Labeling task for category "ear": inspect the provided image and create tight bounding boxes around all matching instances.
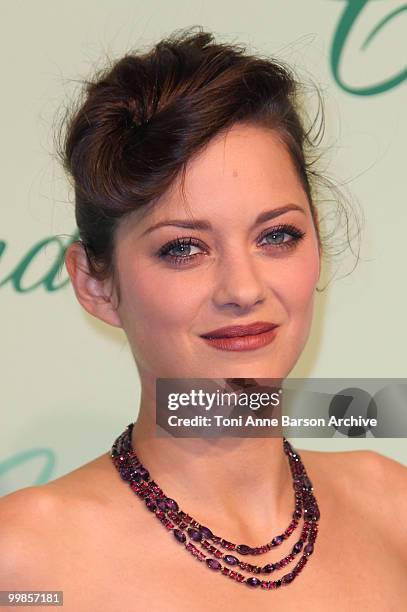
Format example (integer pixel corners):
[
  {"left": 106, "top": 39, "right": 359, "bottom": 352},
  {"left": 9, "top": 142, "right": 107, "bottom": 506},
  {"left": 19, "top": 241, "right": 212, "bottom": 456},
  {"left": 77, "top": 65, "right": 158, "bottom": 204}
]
[{"left": 65, "top": 241, "right": 123, "bottom": 328}]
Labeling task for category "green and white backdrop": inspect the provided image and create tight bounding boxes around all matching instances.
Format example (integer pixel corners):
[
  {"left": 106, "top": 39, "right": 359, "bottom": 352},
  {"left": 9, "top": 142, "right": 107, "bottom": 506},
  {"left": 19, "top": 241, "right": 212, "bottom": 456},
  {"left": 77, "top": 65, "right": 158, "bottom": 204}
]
[{"left": 1, "top": 0, "right": 406, "bottom": 495}]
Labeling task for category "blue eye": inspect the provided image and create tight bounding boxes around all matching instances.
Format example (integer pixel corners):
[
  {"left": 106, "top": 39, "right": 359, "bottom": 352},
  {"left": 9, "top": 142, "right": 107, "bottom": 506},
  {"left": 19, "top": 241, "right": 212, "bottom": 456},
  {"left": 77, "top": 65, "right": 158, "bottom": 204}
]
[
  {"left": 162, "top": 239, "right": 202, "bottom": 258},
  {"left": 157, "top": 224, "right": 306, "bottom": 267},
  {"left": 258, "top": 224, "right": 305, "bottom": 247}
]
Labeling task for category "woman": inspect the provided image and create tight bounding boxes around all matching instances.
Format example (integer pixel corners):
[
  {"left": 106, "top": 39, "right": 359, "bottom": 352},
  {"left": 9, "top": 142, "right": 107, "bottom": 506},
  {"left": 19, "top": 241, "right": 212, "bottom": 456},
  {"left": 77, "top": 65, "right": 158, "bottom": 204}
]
[{"left": 1, "top": 28, "right": 406, "bottom": 611}]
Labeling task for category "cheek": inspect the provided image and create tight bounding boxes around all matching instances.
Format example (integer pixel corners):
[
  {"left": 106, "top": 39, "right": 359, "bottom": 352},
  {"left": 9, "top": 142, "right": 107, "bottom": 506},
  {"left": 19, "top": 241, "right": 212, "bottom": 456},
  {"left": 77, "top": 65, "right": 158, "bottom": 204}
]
[
  {"left": 119, "top": 260, "right": 201, "bottom": 336},
  {"left": 277, "top": 247, "right": 320, "bottom": 338}
]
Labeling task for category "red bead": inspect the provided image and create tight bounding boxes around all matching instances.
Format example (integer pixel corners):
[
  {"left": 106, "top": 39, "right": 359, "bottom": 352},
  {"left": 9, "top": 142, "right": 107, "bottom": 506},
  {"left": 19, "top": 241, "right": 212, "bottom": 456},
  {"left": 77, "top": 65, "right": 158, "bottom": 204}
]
[
  {"left": 246, "top": 577, "right": 261, "bottom": 587},
  {"left": 206, "top": 559, "right": 221, "bottom": 571},
  {"left": 185, "top": 542, "right": 199, "bottom": 556}
]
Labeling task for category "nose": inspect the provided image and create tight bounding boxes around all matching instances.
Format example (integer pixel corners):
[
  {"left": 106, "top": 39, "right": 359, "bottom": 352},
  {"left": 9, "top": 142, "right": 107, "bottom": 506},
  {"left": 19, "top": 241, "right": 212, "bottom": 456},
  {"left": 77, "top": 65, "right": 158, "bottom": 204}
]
[{"left": 212, "top": 251, "right": 267, "bottom": 311}]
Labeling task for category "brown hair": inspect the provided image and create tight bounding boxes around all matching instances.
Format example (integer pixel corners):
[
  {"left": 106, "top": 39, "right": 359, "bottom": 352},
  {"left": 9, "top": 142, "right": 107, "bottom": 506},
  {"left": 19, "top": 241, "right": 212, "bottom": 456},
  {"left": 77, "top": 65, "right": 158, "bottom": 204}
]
[{"left": 60, "top": 27, "right": 357, "bottom": 290}]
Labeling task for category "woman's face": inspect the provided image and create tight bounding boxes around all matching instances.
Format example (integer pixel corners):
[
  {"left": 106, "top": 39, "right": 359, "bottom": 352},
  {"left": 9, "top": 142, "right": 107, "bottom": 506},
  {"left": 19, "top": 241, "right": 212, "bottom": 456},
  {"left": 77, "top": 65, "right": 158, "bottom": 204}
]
[{"left": 111, "top": 123, "right": 320, "bottom": 381}]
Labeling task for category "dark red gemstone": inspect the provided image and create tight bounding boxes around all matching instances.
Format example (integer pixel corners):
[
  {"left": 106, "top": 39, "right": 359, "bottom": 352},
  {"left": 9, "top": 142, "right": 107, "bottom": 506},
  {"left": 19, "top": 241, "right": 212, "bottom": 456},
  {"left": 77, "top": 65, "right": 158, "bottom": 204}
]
[
  {"left": 246, "top": 577, "right": 261, "bottom": 587},
  {"left": 304, "top": 543, "right": 314, "bottom": 555},
  {"left": 262, "top": 564, "right": 275, "bottom": 573},
  {"left": 304, "top": 507, "right": 314, "bottom": 520},
  {"left": 271, "top": 535, "right": 284, "bottom": 546},
  {"left": 224, "top": 554, "right": 239, "bottom": 566},
  {"left": 187, "top": 528, "right": 202, "bottom": 542},
  {"left": 206, "top": 558, "right": 221, "bottom": 571},
  {"left": 149, "top": 481, "right": 162, "bottom": 495},
  {"left": 157, "top": 499, "right": 168, "bottom": 511},
  {"left": 145, "top": 499, "right": 156, "bottom": 512},
  {"left": 236, "top": 544, "right": 251, "bottom": 555},
  {"left": 173, "top": 529, "right": 186, "bottom": 543},
  {"left": 129, "top": 470, "right": 141, "bottom": 482},
  {"left": 165, "top": 498, "right": 179, "bottom": 512},
  {"left": 282, "top": 572, "right": 295, "bottom": 584},
  {"left": 200, "top": 526, "right": 213, "bottom": 539},
  {"left": 119, "top": 467, "right": 131, "bottom": 480},
  {"left": 221, "top": 539, "right": 235, "bottom": 550},
  {"left": 292, "top": 541, "right": 303, "bottom": 554},
  {"left": 137, "top": 467, "right": 150, "bottom": 481}
]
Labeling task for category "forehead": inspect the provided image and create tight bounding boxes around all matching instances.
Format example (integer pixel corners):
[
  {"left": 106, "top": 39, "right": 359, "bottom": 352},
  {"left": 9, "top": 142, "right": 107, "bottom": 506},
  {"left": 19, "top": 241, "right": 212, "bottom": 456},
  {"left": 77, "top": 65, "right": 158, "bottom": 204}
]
[{"left": 121, "top": 123, "right": 308, "bottom": 235}]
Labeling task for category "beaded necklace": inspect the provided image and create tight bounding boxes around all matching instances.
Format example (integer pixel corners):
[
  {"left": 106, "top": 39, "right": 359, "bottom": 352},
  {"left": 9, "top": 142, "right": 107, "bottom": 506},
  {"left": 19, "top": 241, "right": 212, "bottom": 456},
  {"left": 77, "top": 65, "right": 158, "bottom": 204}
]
[{"left": 111, "top": 422, "right": 320, "bottom": 590}]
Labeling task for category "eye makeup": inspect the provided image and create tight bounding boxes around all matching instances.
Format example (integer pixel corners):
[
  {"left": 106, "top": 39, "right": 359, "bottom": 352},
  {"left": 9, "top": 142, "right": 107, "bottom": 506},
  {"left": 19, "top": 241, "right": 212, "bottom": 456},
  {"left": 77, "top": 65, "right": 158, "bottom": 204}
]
[{"left": 156, "top": 223, "right": 306, "bottom": 267}]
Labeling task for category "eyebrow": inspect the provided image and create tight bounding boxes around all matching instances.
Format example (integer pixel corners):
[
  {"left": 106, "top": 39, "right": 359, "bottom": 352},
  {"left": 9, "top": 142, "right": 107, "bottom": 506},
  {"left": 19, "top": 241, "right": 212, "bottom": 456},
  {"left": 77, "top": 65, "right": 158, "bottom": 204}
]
[{"left": 140, "top": 204, "right": 306, "bottom": 237}]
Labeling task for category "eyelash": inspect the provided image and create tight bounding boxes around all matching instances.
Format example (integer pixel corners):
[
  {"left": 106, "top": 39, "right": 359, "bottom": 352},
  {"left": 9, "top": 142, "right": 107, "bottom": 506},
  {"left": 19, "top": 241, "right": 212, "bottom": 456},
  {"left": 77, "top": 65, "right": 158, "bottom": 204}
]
[{"left": 157, "top": 223, "right": 306, "bottom": 266}]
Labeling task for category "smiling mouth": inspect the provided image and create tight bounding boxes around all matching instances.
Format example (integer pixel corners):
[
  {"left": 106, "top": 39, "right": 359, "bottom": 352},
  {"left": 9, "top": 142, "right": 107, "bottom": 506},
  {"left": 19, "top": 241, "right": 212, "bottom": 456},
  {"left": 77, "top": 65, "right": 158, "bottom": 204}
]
[
  {"left": 200, "top": 326, "right": 279, "bottom": 352},
  {"left": 201, "top": 322, "right": 278, "bottom": 339}
]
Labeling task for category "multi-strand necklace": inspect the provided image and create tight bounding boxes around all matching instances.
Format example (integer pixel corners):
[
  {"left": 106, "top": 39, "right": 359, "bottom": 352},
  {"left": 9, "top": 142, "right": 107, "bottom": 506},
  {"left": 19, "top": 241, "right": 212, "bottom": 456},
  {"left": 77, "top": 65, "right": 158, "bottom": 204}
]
[{"left": 111, "top": 422, "right": 320, "bottom": 590}]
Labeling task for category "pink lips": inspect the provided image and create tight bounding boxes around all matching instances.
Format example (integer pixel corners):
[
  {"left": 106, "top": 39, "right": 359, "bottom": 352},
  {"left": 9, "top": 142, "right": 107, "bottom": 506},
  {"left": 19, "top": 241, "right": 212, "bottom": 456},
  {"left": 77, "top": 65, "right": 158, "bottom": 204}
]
[{"left": 200, "top": 321, "right": 279, "bottom": 352}]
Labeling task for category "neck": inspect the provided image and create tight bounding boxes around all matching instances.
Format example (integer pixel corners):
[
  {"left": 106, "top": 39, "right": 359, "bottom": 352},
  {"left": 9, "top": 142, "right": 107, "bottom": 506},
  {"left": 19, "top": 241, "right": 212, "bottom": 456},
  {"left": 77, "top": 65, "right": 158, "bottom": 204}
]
[{"left": 130, "top": 385, "right": 294, "bottom": 545}]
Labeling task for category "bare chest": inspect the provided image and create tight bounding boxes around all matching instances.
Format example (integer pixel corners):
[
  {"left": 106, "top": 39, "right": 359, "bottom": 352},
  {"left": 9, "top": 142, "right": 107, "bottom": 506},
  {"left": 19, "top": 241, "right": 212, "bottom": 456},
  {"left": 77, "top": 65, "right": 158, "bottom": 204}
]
[{"left": 57, "top": 510, "right": 406, "bottom": 612}]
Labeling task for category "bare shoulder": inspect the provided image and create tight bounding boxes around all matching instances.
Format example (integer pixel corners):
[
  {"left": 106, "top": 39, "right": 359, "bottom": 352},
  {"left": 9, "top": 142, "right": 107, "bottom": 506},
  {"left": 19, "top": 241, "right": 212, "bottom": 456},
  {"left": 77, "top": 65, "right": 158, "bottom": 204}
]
[
  {"left": 0, "top": 452, "right": 118, "bottom": 587},
  {"left": 302, "top": 446, "right": 407, "bottom": 503},
  {"left": 0, "top": 484, "right": 64, "bottom": 587},
  {"left": 301, "top": 447, "right": 407, "bottom": 555}
]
